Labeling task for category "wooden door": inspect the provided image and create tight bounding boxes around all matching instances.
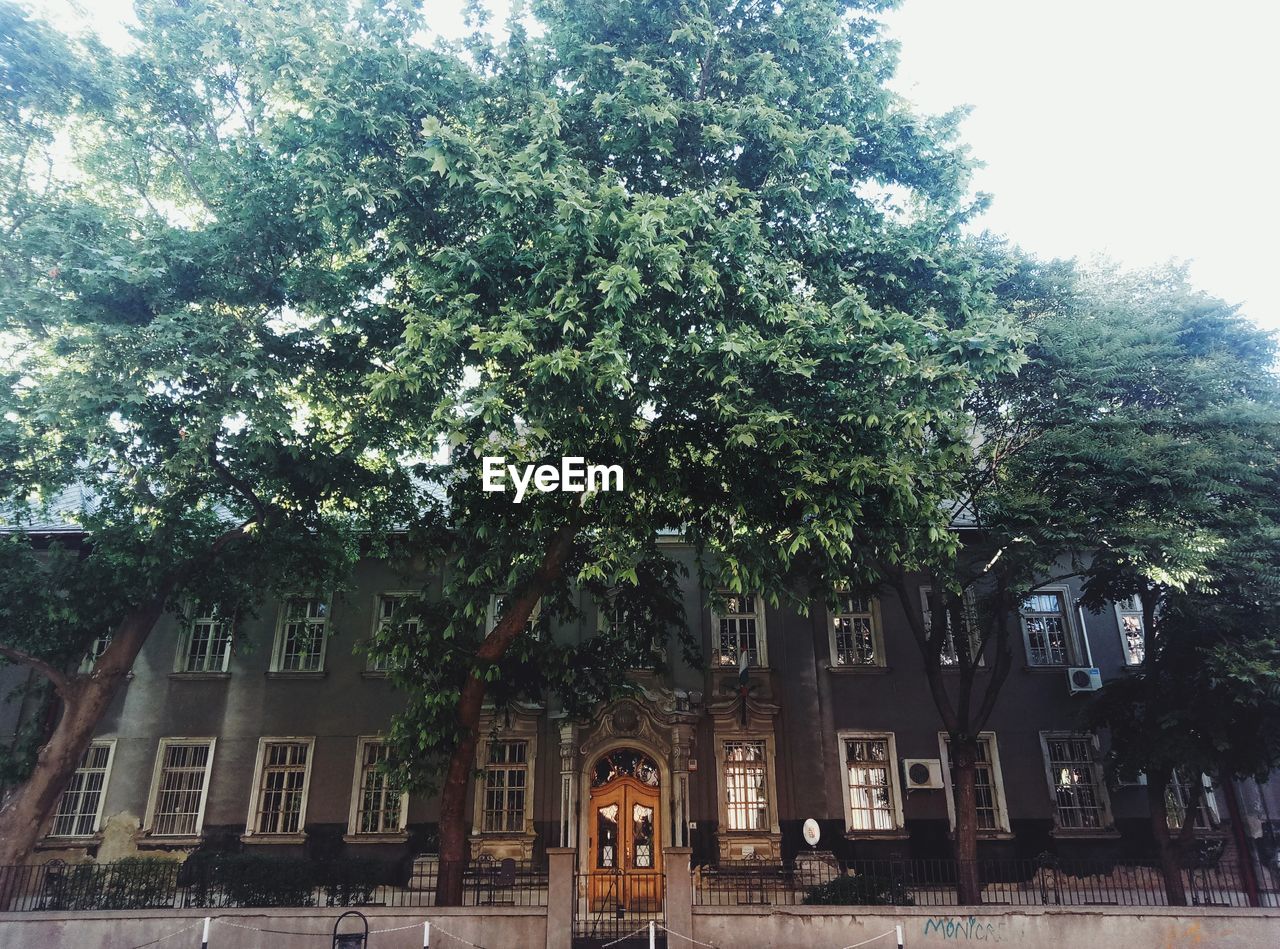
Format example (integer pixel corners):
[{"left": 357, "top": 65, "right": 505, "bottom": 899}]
[{"left": 588, "top": 775, "right": 662, "bottom": 912}]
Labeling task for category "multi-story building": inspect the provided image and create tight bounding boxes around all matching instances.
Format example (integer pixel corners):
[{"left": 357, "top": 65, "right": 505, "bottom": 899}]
[{"left": 6, "top": 529, "right": 1278, "bottom": 897}]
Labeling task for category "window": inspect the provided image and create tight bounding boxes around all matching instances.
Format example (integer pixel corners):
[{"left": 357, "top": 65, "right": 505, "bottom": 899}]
[
  {"left": 49, "top": 741, "right": 115, "bottom": 837},
  {"left": 177, "top": 607, "right": 232, "bottom": 673},
  {"left": 248, "top": 739, "right": 314, "bottom": 836},
  {"left": 939, "top": 733, "right": 1010, "bottom": 834},
  {"left": 839, "top": 733, "right": 903, "bottom": 833},
  {"left": 271, "top": 597, "right": 329, "bottom": 673},
  {"left": 1166, "top": 770, "right": 1219, "bottom": 831},
  {"left": 1115, "top": 597, "right": 1145, "bottom": 666},
  {"left": 78, "top": 634, "right": 112, "bottom": 674},
  {"left": 830, "top": 593, "right": 884, "bottom": 667},
  {"left": 1021, "top": 590, "right": 1077, "bottom": 666},
  {"left": 600, "top": 592, "right": 666, "bottom": 666},
  {"left": 487, "top": 594, "right": 543, "bottom": 640},
  {"left": 368, "top": 594, "right": 418, "bottom": 673},
  {"left": 483, "top": 740, "right": 529, "bottom": 832},
  {"left": 146, "top": 739, "right": 215, "bottom": 837},
  {"left": 1041, "top": 733, "right": 1111, "bottom": 831},
  {"left": 349, "top": 738, "right": 406, "bottom": 835},
  {"left": 713, "top": 593, "right": 765, "bottom": 668},
  {"left": 919, "top": 587, "right": 980, "bottom": 667},
  {"left": 723, "top": 740, "right": 769, "bottom": 831}
]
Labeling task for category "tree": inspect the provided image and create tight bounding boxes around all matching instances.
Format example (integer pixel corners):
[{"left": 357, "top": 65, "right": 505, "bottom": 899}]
[
  {"left": 0, "top": 0, "right": 412, "bottom": 866},
  {"left": 1054, "top": 268, "right": 1280, "bottom": 905},
  {"left": 360, "top": 0, "right": 1024, "bottom": 903}
]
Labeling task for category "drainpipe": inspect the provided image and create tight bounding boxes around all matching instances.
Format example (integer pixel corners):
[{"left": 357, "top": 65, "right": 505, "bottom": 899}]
[{"left": 1221, "top": 775, "right": 1261, "bottom": 907}]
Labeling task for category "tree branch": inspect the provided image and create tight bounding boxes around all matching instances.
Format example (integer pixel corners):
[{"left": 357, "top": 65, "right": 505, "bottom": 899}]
[{"left": 0, "top": 642, "right": 74, "bottom": 702}]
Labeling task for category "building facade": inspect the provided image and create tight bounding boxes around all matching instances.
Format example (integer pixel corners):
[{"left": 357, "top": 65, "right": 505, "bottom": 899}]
[{"left": 10, "top": 535, "right": 1277, "bottom": 892}]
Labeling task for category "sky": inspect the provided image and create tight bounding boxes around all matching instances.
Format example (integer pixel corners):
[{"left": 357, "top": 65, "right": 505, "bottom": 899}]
[{"left": 25, "top": 0, "right": 1280, "bottom": 331}]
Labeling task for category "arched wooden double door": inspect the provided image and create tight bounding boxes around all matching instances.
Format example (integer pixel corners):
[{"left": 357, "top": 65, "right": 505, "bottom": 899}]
[{"left": 588, "top": 748, "right": 662, "bottom": 912}]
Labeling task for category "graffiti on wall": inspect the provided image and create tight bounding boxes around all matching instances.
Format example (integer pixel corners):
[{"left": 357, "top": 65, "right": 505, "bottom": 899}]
[{"left": 922, "top": 916, "right": 1003, "bottom": 942}]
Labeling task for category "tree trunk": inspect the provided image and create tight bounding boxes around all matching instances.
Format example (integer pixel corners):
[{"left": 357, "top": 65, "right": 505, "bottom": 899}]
[
  {"left": 0, "top": 601, "right": 166, "bottom": 867},
  {"left": 434, "top": 516, "right": 582, "bottom": 906},
  {"left": 1147, "top": 772, "right": 1187, "bottom": 906},
  {"left": 950, "top": 735, "right": 982, "bottom": 905}
]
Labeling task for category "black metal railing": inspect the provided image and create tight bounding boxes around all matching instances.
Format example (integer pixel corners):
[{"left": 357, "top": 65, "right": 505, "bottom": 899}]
[
  {"left": 573, "top": 868, "right": 666, "bottom": 948},
  {"left": 0, "top": 856, "right": 548, "bottom": 912},
  {"left": 693, "top": 854, "right": 1280, "bottom": 909}
]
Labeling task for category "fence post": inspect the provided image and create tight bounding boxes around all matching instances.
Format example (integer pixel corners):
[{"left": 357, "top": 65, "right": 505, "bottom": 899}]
[
  {"left": 545, "top": 847, "right": 576, "bottom": 949},
  {"left": 664, "top": 847, "right": 693, "bottom": 944}
]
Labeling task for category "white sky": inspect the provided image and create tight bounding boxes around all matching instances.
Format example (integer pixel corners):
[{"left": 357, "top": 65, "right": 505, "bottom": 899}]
[{"left": 26, "top": 0, "right": 1280, "bottom": 330}]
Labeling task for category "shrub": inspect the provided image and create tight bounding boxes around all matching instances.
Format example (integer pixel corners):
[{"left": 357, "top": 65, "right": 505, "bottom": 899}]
[{"left": 802, "top": 872, "right": 915, "bottom": 906}]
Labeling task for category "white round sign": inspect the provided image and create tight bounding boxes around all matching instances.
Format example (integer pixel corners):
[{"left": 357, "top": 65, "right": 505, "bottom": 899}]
[{"left": 802, "top": 818, "right": 821, "bottom": 847}]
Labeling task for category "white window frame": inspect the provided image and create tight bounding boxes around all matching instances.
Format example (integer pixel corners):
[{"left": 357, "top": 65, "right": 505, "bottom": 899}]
[
  {"left": 828, "top": 592, "right": 886, "bottom": 668},
  {"left": 175, "top": 605, "right": 233, "bottom": 674},
  {"left": 721, "top": 739, "right": 772, "bottom": 832},
  {"left": 937, "top": 732, "right": 1011, "bottom": 835},
  {"left": 143, "top": 737, "right": 216, "bottom": 839},
  {"left": 598, "top": 591, "right": 668, "bottom": 667},
  {"left": 48, "top": 739, "right": 116, "bottom": 838},
  {"left": 1115, "top": 596, "right": 1146, "bottom": 666},
  {"left": 1039, "top": 731, "right": 1114, "bottom": 832},
  {"left": 711, "top": 592, "right": 768, "bottom": 668},
  {"left": 244, "top": 737, "right": 316, "bottom": 839},
  {"left": 837, "top": 731, "right": 905, "bottom": 835},
  {"left": 918, "top": 586, "right": 982, "bottom": 667},
  {"left": 367, "top": 592, "right": 418, "bottom": 674},
  {"left": 1166, "top": 771, "right": 1220, "bottom": 830},
  {"left": 78, "top": 633, "right": 112, "bottom": 674},
  {"left": 487, "top": 593, "right": 543, "bottom": 639},
  {"left": 270, "top": 596, "right": 330, "bottom": 673},
  {"left": 1020, "top": 587, "right": 1083, "bottom": 667},
  {"left": 346, "top": 737, "right": 408, "bottom": 838},
  {"left": 470, "top": 712, "right": 539, "bottom": 842},
  {"left": 480, "top": 739, "right": 532, "bottom": 834}
]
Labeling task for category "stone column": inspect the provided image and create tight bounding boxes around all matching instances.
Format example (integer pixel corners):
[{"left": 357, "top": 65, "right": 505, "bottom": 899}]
[
  {"left": 545, "top": 847, "right": 576, "bottom": 949},
  {"left": 671, "top": 724, "right": 692, "bottom": 847},
  {"left": 663, "top": 847, "right": 694, "bottom": 944},
  {"left": 558, "top": 721, "right": 578, "bottom": 848}
]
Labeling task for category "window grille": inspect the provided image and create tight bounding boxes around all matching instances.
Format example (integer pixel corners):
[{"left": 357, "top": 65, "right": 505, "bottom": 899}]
[
  {"left": 355, "top": 741, "right": 403, "bottom": 834},
  {"left": 254, "top": 741, "right": 310, "bottom": 835},
  {"left": 723, "top": 740, "right": 769, "bottom": 831},
  {"left": 833, "top": 593, "right": 877, "bottom": 665},
  {"left": 152, "top": 741, "right": 212, "bottom": 837},
  {"left": 1166, "top": 770, "right": 1214, "bottom": 830},
  {"left": 182, "top": 608, "right": 232, "bottom": 673},
  {"left": 277, "top": 598, "right": 328, "bottom": 672},
  {"left": 944, "top": 737, "right": 1001, "bottom": 831},
  {"left": 1045, "top": 735, "right": 1106, "bottom": 829},
  {"left": 483, "top": 740, "right": 528, "bottom": 832},
  {"left": 920, "top": 588, "right": 978, "bottom": 666},
  {"left": 1117, "top": 598, "right": 1145, "bottom": 665},
  {"left": 845, "top": 737, "right": 896, "bottom": 831},
  {"left": 50, "top": 742, "right": 113, "bottom": 837},
  {"left": 716, "top": 593, "right": 761, "bottom": 667},
  {"left": 1022, "top": 593, "right": 1070, "bottom": 666}
]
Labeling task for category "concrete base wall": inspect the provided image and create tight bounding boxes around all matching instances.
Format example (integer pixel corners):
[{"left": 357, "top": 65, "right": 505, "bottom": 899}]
[
  {"left": 0, "top": 907, "right": 547, "bottom": 949},
  {"left": 693, "top": 905, "right": 1280, "bottom": 949}
]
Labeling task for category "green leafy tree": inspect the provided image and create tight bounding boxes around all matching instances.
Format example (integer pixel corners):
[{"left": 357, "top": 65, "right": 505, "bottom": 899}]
[
  {"left": 360, "top": 0, "right": 1024, "bottom": 903},
  {"left": 0, "top": 0, "right": 412, "bottom": 866}
]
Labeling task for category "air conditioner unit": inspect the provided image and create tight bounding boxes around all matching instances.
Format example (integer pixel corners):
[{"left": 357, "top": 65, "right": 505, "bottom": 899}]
[
  {"left": 902, "top": 758, "right": 944, "bottom": 790},
  {"left": 1068, "top": 667, "right": 1103, "bottom": 694}
]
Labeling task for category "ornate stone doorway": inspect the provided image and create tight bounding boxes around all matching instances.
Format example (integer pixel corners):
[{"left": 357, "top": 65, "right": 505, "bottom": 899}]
[{"left": 587, "top": 748, "right": 662, "bottom": 912}]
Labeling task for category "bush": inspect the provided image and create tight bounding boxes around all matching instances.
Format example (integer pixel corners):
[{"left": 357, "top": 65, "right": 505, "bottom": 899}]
[
  {"left": 802, "top": 872, "right": 915, "bottom": 906},
  {"left": 181, "top": 854, "right": 385, "bottom": 908},
  {"left": 42, "top": 858, "right": 179, "bottom": 910}
]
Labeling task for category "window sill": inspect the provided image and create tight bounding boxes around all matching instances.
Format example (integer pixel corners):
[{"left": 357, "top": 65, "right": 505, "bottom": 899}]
[
  {"left": 843, "top": 831, "right": 910, "bottom": 840},
  {"left": 343, "top": 832, "right": 409, "bottom": 844},
  {"left": 470, "top": 830, "right": 535, "bottom": 840},
  {"left": 1023, "top": 665, "right": 1071, "bottom": 674},
  {"left": 945, "top": 830, "right": 1015, "bottom": 841},
  {"left": 137, "top": 835, "right": 204, "bottom": 848},
  {"left": 241, "top": 834, "right": 308, "bottom": 845},
  {"left": 265, "top": 671, "right": 327, "bottom": 680},
  {"left": 169, "top": 671, "right": 231, "bottom": 681},
  {"left": 827, "top": 664, "right": 891, "bottom": 674},
  {"left": 361, "top": 670, "right": 391, "bottom": 679},
  {"left": 37, "top": 835, "right": 102, "bottom": 849},
  {"left": 1050, "top": 828, "right": 1121, "bottom": 840}
]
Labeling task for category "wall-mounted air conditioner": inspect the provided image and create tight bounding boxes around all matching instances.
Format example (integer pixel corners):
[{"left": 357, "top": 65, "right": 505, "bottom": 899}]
[
  {"left": 902, "top": 758, "right": 944, "bottom": 790},
  {"left": 1068, "top": 667, "right": 1103, "bottom": 694}
]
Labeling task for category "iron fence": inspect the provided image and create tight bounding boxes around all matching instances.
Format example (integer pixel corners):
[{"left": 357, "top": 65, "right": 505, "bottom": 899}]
[
  {"left": 573, "top": 868, "right": 665, "bottom": 948},
  {"left": 693, "top": 854, "right": 1280, "bottom": 909},
  {"left": 0, "top": 855, "right": 548, "bottom": 912}
]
